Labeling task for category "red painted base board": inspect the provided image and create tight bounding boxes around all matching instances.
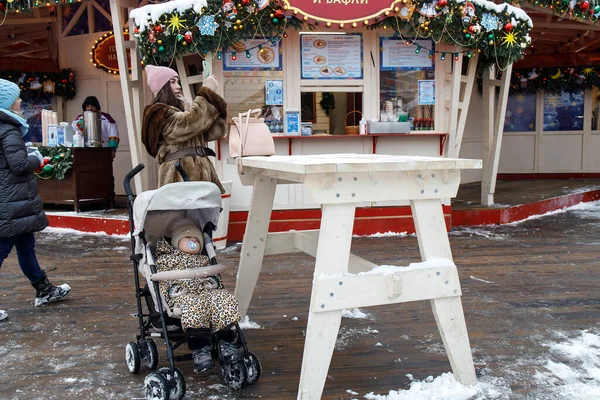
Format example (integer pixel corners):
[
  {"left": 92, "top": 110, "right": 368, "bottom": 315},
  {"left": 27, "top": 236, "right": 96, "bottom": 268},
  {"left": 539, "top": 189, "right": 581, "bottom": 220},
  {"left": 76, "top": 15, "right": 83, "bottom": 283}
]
[{"left": 45, "top": 188, "right": 600, "bottom": 239}]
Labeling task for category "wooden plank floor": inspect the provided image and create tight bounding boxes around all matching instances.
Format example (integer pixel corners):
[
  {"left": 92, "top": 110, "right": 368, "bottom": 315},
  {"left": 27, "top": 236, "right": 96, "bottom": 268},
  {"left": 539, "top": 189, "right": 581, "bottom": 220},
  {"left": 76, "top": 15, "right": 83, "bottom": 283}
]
[
  {"left": 453, "top": 178, "right": 600, "bottom": 210},
  {"left": 0, "top": 201, "right": 599, "bottom": 399}
]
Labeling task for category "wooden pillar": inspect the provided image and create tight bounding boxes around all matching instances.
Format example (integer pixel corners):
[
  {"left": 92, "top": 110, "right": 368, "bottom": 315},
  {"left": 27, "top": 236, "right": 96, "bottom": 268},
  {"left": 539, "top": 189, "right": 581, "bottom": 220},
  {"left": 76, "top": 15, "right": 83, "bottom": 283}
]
[{"left": 481, "top": 63, "right": 513, "bottom": 206}]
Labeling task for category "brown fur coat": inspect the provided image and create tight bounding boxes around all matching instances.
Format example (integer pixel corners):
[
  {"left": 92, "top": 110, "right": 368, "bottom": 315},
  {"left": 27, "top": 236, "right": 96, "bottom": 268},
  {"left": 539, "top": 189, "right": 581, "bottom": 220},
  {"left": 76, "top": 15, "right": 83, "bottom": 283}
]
[{"left": 142, "top": 87, "right": 228, "bottom": 192}]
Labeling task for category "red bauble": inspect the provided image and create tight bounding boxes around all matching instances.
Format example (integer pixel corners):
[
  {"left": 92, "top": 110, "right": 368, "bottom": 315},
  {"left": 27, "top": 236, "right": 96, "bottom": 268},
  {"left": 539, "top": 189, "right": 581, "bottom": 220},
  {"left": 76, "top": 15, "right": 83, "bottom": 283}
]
[
  {"left": 154, "top": 24, "right": 163, "bottom": 33},
  {"left": 439, "top": 0, "right": 448, "bottom": 7},
  {"left": 274, "top": 9, "right": 284, "bottom": 18},
  {"left": 504, "top": 22, "right": 513, "bottom": 32},
  {"left": 242, "top": 0, "right": 250, "bottom": 4},
  {"left": 581, "top": 0, "right": 590, "bottom": 11},
  {"left": 184, "top": 32, "right": 193, "bottom": 43},
  {"left": 468, "top": 25, "right": 476, "bottom": 34}
]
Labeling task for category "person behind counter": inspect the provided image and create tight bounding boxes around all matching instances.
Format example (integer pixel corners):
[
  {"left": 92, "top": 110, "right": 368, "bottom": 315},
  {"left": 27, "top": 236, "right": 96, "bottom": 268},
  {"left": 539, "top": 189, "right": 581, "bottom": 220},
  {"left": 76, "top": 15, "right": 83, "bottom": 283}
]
[
  {"left": 71, "top": 96, "right": 120, "bottom": 151},
  {"left": 0, "top": 78, "right": 71, "bottom": 321},
  {"left": 141, "top": 64, "right": 227, "bottom": 192}
]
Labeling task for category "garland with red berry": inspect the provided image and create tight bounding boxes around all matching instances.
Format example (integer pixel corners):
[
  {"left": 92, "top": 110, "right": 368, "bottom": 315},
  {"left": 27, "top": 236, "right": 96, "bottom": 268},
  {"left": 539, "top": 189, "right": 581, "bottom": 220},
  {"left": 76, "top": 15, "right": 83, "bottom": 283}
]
[
  {"left": 35, "top": 146, "right": 73, "bottom": 180},
  {"left": 130, "top": 0, "right": 303, "bottom": 66},
  {"left": 510, "top": 66, "right": 600, "bottom": 93},
  {"left": 0, "top": 69, "right": 77, "bottom": 102}
]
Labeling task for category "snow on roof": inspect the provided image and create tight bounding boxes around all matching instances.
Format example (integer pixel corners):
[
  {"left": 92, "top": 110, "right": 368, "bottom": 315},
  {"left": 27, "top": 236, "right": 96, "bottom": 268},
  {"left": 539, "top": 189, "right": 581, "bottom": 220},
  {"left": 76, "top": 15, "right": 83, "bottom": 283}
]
[
  {"left": 130, "top": 0, "right": 208, "bottom": 31},
  {"left": 458, "top": 0, "right": 533, "bottom": 27}
]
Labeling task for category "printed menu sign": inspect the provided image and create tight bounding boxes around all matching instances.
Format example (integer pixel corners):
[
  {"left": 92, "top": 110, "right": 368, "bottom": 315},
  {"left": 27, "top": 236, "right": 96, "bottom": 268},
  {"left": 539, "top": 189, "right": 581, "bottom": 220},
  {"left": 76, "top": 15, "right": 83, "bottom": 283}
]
[
  {"left": 418, "top": 80, "right": 435, "bottom": 105},
  {"left": 223, "top": 38, "right": 281, "bottom": 71},
  {"left": 380, "top": 38, "right": 434, "bottom": 71},
  {"left": 301, "top": 33, "right": 363, "bottom": 80}
]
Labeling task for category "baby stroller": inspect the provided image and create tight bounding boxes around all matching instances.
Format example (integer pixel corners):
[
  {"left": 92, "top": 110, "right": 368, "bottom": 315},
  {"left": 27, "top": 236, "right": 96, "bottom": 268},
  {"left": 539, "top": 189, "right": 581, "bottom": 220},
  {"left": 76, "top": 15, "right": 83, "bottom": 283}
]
[{"left": 123, "top": 163, "right": 261, "bottom": 400}]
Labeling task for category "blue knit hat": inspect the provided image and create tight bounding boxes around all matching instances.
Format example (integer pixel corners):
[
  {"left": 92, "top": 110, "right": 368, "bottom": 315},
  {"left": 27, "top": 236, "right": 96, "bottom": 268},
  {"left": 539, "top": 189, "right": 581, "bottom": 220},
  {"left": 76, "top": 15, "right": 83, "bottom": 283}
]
[{"left": 0, "top": 79, "right": 21, "bottom": 110}]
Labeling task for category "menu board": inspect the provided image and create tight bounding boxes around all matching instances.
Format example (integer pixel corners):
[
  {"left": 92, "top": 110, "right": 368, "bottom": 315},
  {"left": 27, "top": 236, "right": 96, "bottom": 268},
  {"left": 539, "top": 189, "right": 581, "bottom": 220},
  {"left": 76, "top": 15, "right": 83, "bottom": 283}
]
[
  {"left": 301, "top": 33, "right": 363, "bottom": 80},
  {"left": 380, "top": 38, "right": 434, "bottom": 71},
  {"left": 223, "top": 38, "right": 281, "bottom": 71}
]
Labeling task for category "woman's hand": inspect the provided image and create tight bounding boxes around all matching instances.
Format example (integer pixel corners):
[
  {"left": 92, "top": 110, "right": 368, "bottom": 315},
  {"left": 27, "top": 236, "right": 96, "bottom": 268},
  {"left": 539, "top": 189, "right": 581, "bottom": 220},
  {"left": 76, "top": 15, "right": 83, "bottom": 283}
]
[{"left": 202, "top": 75, "right": 219, "bottom": 92}]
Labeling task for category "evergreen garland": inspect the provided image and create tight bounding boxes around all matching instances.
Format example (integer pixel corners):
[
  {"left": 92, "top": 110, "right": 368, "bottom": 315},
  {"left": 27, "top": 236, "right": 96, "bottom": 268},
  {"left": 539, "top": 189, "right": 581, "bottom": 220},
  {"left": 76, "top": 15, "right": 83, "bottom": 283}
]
[
  {"left": 0, "top": 69, "right": 77, "bottom": 101},
  {"left": 510, "top": 67, "right": 600, "bottom": 93},
  {"left": 131, "top": 0, "right": 304, "bottom": 66},
  {"left": 35, "top": 146, "right": 73, "bottom": 180},
  {"left": 517, "top": 0, "right": 600, "bottom": 22},
  {"left": 132, "top": 0, "right": 531, "bottom": 70},
  {"left": 369, "top": 0, "right": 532, "bottom": 70}
]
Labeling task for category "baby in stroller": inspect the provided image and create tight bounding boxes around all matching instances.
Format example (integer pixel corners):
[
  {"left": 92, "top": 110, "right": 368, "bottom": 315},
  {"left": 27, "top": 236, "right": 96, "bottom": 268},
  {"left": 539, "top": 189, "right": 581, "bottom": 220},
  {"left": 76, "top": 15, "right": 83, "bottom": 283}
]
[
  {"left": 123, "top": 165, "right": 260, "bottom": 399},
  {"left": 155, "top": 219, "right": 241, "bottom": 373}
]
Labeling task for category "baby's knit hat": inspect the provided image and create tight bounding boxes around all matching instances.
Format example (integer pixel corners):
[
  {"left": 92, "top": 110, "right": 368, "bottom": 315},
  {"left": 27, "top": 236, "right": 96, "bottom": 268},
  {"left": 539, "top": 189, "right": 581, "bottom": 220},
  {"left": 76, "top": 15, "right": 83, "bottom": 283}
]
[
  {"left": 0, "top": 79, "right": 21, "bottom": 110},
  {"left": 145, "top": 65, "right": 179, "bottom": 97},
  {"left": 170, "top": 219, "right": 203, "bottom": 250}
]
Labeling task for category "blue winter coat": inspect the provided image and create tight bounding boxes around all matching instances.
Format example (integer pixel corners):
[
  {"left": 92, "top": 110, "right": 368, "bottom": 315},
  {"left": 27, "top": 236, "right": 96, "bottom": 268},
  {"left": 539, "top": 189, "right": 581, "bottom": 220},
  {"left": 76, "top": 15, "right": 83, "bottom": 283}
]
[{"left": 0, "top": 111, "right": 48, "bottom": 238}]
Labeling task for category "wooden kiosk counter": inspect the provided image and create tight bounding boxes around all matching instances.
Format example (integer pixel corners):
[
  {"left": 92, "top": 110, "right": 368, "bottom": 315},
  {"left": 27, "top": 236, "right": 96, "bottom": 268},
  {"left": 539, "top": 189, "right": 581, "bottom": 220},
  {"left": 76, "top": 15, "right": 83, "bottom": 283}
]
[{"left": 37, "top": 147, "right": 114, "bottom": 212}]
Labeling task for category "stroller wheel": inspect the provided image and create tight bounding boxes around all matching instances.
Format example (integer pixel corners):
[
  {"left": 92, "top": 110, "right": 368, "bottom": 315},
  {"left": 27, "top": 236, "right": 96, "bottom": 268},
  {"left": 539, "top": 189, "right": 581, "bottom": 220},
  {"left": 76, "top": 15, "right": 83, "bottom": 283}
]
[
  {"left": 143, "top": 371, "right": 169, "bottom": 400},
  {"left": 126, "top": 342, "right": 141, "bottom": 373},
  {"left": 244, "top": 352, "right": 262, "bottom": 385},
  {"left": 221, "top": 360, "right": 248, "bottom": 391},
  {"left": 157, "top": 366, "right": 186, "bottom": 400},
  {"left": 145, "top": 339, "right": 159, "bottom": 370}
]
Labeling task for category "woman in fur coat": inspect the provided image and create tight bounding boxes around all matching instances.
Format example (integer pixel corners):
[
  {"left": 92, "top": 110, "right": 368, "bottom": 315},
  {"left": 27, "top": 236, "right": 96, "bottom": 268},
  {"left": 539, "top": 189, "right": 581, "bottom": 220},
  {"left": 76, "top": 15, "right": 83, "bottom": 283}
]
[{"left": 141, "top": 65, "right": 227, "bottom": 192}]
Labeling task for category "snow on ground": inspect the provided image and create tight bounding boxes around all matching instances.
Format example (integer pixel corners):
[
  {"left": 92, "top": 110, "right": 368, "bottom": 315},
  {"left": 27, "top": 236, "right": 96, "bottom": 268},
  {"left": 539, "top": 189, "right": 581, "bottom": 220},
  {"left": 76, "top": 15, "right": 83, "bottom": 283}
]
[
  {"left": 342, "top": 308, "right": 371, "bottom": 320},
  {"left": 41, "top": 226, "right": 129, "bottom": 240},
  {"left": 354, "top": 231, "right": 409, "bottom": 238},
  {"left": 238, "top": 315, "right": 261, "bottom": 329},
  {"left": 357, "top": 329, "right": 600, "bottom": 400}
]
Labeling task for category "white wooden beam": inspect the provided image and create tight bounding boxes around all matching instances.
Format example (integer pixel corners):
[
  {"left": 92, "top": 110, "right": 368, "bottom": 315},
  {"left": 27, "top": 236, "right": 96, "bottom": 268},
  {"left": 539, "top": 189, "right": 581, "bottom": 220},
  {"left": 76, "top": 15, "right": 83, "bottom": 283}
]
[
  {"left": 448, "top": 52, "right": 479, "bottom": 158},
  {"left": 481, "top": 64, "right": 513, "bottom": 206},
  {"left": 109, "top": 0, "right": 143, "bottom": 194}
]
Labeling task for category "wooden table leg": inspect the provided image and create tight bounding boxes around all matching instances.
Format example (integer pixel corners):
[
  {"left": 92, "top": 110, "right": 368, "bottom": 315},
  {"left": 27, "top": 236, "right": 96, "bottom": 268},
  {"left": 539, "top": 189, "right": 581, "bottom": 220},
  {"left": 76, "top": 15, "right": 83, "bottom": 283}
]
[
  {"left": 234, "top": 174, "right": 277, "bottom": 319},
  {"left": 410, "top": 198, "right": 477, "bottom": 386},
  {"left": 298, "top": 203, "right": 355, "bottom": 399}
]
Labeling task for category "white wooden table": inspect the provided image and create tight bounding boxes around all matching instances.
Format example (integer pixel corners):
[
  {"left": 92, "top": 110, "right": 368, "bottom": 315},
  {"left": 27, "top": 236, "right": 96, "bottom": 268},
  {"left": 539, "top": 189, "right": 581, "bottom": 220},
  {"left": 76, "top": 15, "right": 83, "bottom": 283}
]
[{"left": 230, "top": 154, "right": 482, "bottom": 399}]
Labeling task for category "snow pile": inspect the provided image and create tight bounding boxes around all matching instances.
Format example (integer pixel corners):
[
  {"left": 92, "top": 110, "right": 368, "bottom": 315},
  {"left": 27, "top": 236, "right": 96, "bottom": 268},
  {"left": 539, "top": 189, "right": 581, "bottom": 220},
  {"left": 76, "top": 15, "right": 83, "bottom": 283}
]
[
  {"left": 130, "top": 0, "right": 208, "bottom": 31},
  {"left": 536, "top": 330, "right": 600, "bottom": 398},
  {"left": 342, "top": 308, "right": 371, "bottom": 320},
  {"left": 42, "top": 226, "right": 129, "bottom": 240},
  {"left": 238, "top": 315, "right": 261, "bottom": 329}
]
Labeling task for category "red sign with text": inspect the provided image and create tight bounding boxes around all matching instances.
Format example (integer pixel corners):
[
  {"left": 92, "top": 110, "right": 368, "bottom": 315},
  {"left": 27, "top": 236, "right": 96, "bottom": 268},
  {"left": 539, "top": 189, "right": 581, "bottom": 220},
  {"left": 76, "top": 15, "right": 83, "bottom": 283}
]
[
  {"left": 92, "top": 33, "right": 131, "bottom": 74},
  {"left": 284, "top": 0, "right": 399, "bottom": 23}
]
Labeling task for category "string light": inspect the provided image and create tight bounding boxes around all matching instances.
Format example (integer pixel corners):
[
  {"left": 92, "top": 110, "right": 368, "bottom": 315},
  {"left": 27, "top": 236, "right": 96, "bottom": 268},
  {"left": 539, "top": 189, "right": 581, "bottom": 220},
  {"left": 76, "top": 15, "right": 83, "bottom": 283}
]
[
  {"left": 246, "top": 50, "right": 251, "bottom": 58},
  {"left": 415, "top": 45, "right": 421, "bottom": 54},
  {"left": 231, "top": 51, "right": 237, "bottom": 60},
  {"left": 441, "top": 52, "right": 446, "bottom": 60},
  {"left": 217, "top": 51, "right": 222, "bottom": 60},
  {"left": 454, "top": 53, "right": 459, "bottom": 61}
]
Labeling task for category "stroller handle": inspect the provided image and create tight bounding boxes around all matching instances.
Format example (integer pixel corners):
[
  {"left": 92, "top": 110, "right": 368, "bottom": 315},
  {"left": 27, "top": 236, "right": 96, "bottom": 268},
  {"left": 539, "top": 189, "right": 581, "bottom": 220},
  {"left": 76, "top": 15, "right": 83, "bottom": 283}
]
[{"left": 124, "top": 163, "right": 145, "bottom": 200}]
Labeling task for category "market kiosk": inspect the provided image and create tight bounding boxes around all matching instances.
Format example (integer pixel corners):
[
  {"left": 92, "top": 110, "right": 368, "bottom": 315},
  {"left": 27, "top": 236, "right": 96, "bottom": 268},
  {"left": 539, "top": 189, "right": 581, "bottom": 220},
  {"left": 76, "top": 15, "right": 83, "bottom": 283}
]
[{"left": 119, "top": 0, "right": 532, "bottom": 233}]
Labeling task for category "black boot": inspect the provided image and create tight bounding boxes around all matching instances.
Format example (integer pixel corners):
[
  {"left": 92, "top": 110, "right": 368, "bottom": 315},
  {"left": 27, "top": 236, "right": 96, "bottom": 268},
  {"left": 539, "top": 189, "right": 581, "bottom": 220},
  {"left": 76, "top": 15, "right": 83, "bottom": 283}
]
[
  {"left": 31, "top": 272, "right": 71, "bottom": 307},
  {"left": 188, "top": 329, "right": 215, "bottom": 372}
]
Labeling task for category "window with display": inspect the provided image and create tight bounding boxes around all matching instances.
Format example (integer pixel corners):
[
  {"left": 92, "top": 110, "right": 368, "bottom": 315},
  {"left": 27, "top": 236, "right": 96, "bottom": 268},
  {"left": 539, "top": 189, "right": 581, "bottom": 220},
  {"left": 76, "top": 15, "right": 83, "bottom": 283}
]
[
  {"left": 543, "top": 89, "right": 584, "bottom": 131},
  {"left": 379, "top": 38, "right": 435, "bottom": 130},
  {"left": 223, "top": 38, "right": 284, "bottom": 134},
  {"left": 504, "top": 91, "right": 536, "bottom": 132}
]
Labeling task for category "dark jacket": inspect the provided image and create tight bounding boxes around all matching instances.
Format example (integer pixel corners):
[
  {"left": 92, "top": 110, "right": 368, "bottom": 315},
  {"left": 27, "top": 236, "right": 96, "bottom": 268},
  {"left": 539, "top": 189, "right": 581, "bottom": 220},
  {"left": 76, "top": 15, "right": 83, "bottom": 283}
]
[{"left": 0, "top": 111, "right": 48, "bottom": 238}]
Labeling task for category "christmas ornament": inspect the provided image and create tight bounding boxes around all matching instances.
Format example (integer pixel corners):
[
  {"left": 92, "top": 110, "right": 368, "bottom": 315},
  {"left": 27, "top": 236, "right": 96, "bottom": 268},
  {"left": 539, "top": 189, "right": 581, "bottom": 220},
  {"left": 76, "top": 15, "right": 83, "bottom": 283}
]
[
  {"left": 480, "top": 13, "right": 499, "bottom": 31},
  {"left": 504, "top": 22, "right": 513, "bottom": 32},
  {"left": 167, "top": 13, "right": 186, "bottom": 34},
  {"left": 43, "top": 81, "right": 55, "bottom": 93},
  {"left": 222, "top": 0, "right": 238, "bottom": 20},
  {"left": 184, "top": 31, "right": 193, "bottom": 43},
  {"left": 197, "top": 14, "right": 219, "bottom": 36}
]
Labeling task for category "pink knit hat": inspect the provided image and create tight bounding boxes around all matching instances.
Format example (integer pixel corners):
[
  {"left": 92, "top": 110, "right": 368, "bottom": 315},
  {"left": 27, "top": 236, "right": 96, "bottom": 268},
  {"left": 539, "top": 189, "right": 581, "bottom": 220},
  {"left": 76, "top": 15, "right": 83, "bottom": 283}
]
[{"left": 145, "top": 65, "right": 179, "bottom": 97}]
